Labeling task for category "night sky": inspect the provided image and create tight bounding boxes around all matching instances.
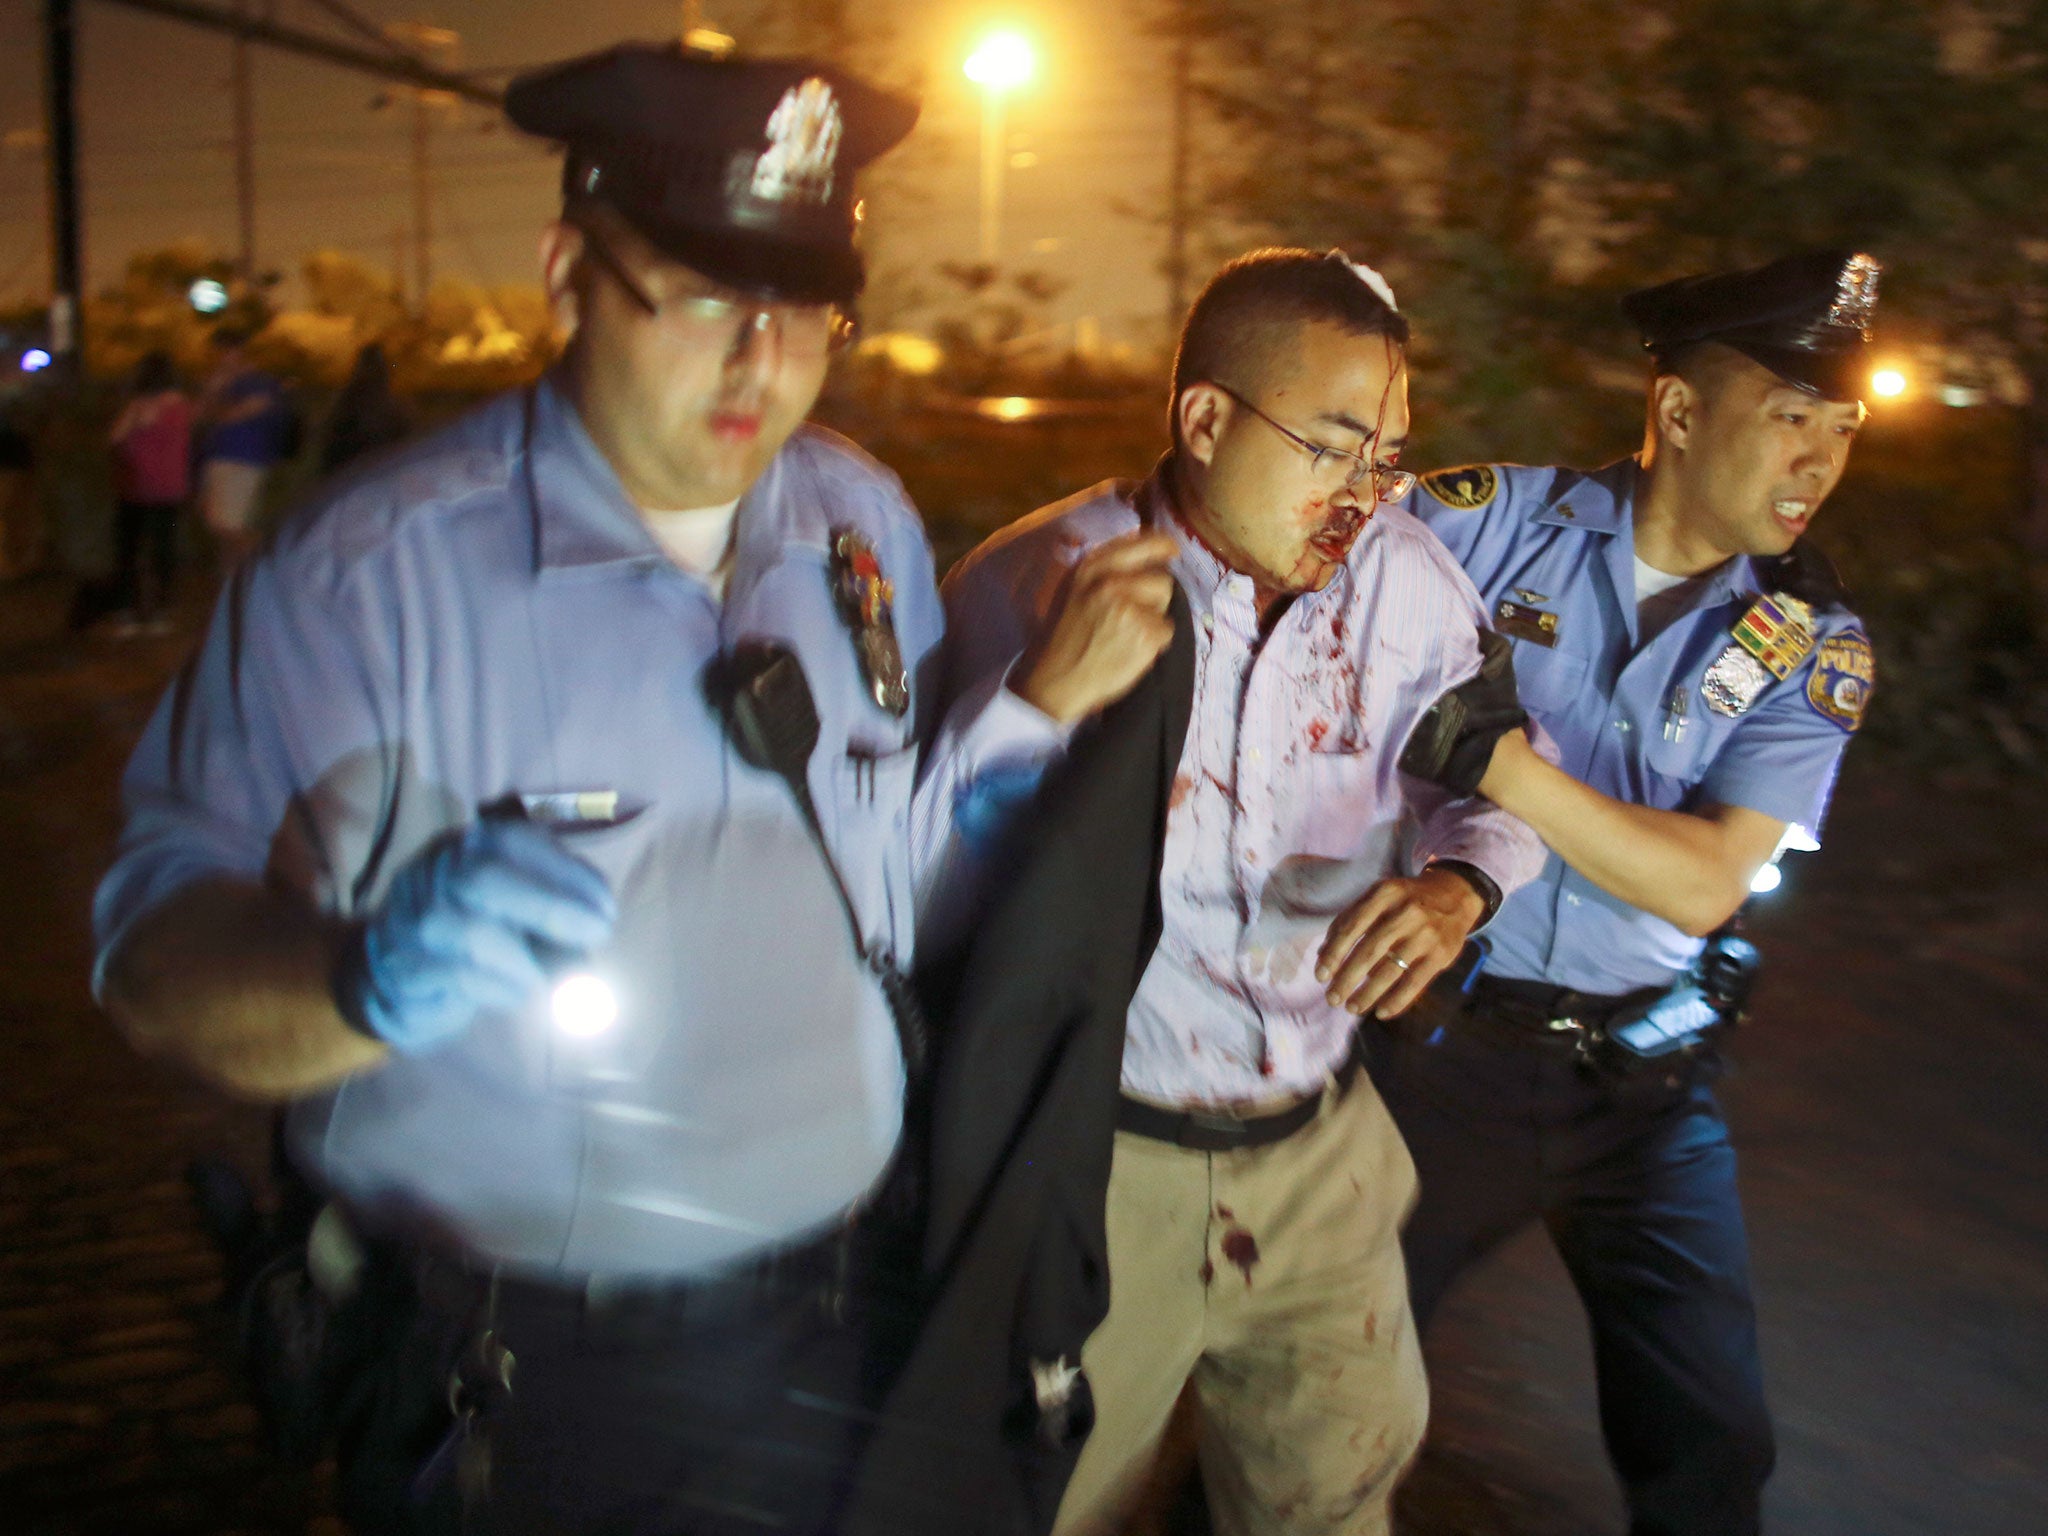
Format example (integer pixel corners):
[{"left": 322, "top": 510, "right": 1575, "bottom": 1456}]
[{"left": 1, "top": 0, "right": 1181, "bottom": 344}]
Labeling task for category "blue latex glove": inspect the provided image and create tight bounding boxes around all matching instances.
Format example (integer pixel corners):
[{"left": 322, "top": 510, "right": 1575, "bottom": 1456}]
[{"left": 334, "top": 817, "right": 617, "bottom": 1053}]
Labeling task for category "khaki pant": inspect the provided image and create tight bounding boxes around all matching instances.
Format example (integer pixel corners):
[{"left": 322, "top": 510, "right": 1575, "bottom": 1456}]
[{"left": 1054, "top": 1074, "right": 1429, "bottom": 1536}]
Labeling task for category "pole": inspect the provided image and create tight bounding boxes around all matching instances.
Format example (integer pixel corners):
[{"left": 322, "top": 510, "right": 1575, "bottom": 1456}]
[
  {"left": 231, "top": 0, "right": 255, "bottom": 277},
  {"left": 383, "top": 19, "right": 458, "bottom": 309},
  {"left": 42, "top": 0, "right": 83, "bottom": 364},
  {"left": 1165, "top": 1, "right": 1191, "bottom": 323},
  {"left": 411, "top": 88, "right": 431, "bottom": 304},
  {"left": 978, "top": 89, "right": 1004, "bottom": 265}
]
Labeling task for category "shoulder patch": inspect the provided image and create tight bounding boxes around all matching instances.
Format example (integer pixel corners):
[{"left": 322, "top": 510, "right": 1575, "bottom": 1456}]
[
  {"left": 1806, "top": 628, "right": 1874, "bottom": 732},
  {"left": 1419, "top": 464, "right": 1498, "bottom": 511}
]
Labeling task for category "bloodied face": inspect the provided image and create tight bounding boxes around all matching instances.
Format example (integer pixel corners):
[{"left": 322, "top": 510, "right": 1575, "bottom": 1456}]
[{"left": 1176, "top": 319, "right": 1410, "bottom": 604}]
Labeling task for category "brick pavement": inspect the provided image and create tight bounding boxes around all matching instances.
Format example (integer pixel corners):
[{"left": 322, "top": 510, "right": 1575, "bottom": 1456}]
[{"left": 0, "top": 577, "right": 342, "bottom": 1535}]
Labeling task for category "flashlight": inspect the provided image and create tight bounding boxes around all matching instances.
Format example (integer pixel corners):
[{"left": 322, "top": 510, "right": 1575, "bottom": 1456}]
[
  {"left": 479, "top": 793, "right": 623, "bottom": 1039},
  {"left": 551, "top": 971, "right": 619, "bottom": 1038},
  {"left": 1748, "top": 822, "right": 1815, "bottom": 899}
]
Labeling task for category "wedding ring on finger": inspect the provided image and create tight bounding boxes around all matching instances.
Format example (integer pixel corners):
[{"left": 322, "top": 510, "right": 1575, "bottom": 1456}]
[{"left": 1389, "top": 955, "right": 1412, "bottom": 972}]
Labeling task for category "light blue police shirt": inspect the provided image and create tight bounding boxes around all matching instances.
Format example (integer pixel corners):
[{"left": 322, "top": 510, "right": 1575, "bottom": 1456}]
[
  {"left": 92, "top": 377, "right": 1022, "bottom": 1280},
  {"left": 1406, "top": 457, "right": 1873, "bottom": 994}
]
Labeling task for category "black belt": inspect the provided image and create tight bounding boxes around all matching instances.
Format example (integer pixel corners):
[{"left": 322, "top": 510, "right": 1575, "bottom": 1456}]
[
  {"left": 1116, "top": 1040, "right": 1363, "bottom": 1152},
  {"left": 411, "top": 1223, "right": 856, "bottom": 1345},
  {"left": 1464, "top": 974, "right": 1659, "bottom": 1048}
]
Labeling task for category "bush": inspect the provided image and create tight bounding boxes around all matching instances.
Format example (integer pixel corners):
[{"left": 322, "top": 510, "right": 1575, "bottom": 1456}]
[{"left": 1805, "top": 402, "right": 2046, "bottom": 772}]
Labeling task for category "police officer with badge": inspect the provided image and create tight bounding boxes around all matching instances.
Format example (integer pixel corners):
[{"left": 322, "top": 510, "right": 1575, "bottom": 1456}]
[
  {"left": 1387, "top": 250, "right": 1881, "bottom": 1536},
  {"left": 91, "top": 41, "right": 1096, "bottom": 1536}
]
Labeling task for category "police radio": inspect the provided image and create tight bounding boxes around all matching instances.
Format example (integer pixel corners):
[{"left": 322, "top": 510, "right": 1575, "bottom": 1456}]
[
  {"left": 708, "top": 641, "right": 929, "bottom": 1081},
  {"left": 1597, "top": 932, "right": 1760, "bottom": 1070}
]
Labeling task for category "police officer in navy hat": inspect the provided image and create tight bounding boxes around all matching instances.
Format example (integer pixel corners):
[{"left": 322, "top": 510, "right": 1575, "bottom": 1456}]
[
  {"left": 93, "top": 38, "right": 1114, "bottom": 1536},
  {"left": 1386, "top": 250, "right": 1882, "bottom": 1535}
]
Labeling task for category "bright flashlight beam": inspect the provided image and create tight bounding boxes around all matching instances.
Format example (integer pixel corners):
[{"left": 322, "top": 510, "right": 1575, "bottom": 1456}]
[
  {"left": 551, "top": 972, "right": 619, "bottom": 1038},
  {"left": 1871, "top": 368, "right": 1908, "bottom": 399},
  {"left": 964, "top": 31, "right": 1037, "bottom": 91}
]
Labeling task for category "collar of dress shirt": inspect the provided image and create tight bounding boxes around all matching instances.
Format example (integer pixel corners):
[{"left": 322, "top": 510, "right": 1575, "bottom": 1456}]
[
  {"left": 1603, "top": 454, "right": 1771, "bottom": 614},
  {"left": 526, "top": 373, "right": 831, "bottom": 584},
  {"left": 526, "top": 373, "right": 673, "bottom": 576}
]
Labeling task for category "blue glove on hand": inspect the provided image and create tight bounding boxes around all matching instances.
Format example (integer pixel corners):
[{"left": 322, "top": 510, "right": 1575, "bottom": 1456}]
[{"left": 334, "top": 817, "right": 618, "bottom": 1053}]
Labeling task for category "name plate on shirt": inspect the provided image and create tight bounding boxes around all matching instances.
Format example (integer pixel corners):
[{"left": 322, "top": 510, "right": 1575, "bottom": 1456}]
[
  {"left": 518, "top": 790, "right": 624, "bottom": 826},
  {"left": 1495, "top": 599, "right": 1559, "bottom": 648}
]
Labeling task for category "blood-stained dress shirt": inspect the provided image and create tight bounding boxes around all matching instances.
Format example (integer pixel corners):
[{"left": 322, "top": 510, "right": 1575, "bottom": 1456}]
[{"left": 934, "top": 469, "right": 1547, "bottom": 1106}]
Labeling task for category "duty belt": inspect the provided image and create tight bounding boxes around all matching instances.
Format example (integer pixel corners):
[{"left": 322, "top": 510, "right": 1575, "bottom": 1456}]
[
  {"left": 1463, "top": 974, "right": 1660, "bottom": 1051},
  {"left": 428, "top": 1222, "right": 860, "bottom": 1341}
]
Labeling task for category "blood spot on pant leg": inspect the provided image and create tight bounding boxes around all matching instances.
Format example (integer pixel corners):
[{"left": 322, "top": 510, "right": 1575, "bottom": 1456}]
[
  {"left": 1221, "top": 1226, "right": 1260, "bottom": 1282},
  {"left": 1215, "top": 1203, "right": 1234, "bottom": 1221},
  {"left": 1363, "top": 1309, "right": 1378, "bottom": 1345},
  {"left": 1199, "top": 1257, "right": 1214, "bottom": 1287}
]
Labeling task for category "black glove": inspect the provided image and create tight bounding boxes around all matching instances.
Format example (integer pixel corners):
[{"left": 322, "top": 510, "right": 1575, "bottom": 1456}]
[{"left": 1399, "top": 628, "right": 1528, "bottom": 797}]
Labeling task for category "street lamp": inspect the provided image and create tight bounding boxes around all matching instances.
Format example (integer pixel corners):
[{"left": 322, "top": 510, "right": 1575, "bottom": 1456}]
[{"left": 963, "top": 29, "right": 1038, "bottom": 263}]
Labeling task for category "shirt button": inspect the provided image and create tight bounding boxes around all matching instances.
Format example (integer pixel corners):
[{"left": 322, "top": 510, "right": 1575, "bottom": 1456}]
[
  {"left": 1614, "top": 720, "right": 1632, "bottom": 733},
  {"left": 1202, "top": 615, "right": 1214, "bottom": 635},
  {"left": 1248, "top": 748, "right": 1263, "bottom": 764},
  {"left": 1565, "top": 892, "right": 1583, "bottom": 907}
]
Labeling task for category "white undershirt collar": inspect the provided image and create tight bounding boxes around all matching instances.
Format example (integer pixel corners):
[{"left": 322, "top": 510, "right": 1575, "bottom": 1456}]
[{"left": 643, "top": 499, "right": 742, "bottom": 596}]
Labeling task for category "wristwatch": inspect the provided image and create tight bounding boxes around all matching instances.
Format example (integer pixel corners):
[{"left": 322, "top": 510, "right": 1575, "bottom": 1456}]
[{"left": 1426, "top": 858, "right": 1503, "bottom": 929}]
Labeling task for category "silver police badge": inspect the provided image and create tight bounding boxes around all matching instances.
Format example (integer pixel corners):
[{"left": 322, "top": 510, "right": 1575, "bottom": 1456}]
[
  {"left": 830, "top": 528, "right": 909, "bottom": 717},
  {"left": 752, "top": 77, "right": 842, "bottom": 205},
  {"left": 1701, "top": 644, "right": 1773, "bottom": 717},
  {"left": 1825, "top": 253, "right": 1882, "bottom": 332}
]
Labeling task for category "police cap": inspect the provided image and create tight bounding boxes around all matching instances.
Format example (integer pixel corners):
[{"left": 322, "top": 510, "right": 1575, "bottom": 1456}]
[
  {"left": 506, "top": 43, "right": 919, "bottom": 305},
  {"left": 1622, "top": 249, "right": 1883, "bottom": 403}
]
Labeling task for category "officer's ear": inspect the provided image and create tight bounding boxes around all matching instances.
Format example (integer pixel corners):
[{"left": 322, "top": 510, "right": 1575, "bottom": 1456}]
[
  {"left": 1177, "top": 383, "right": 1230, "bottom": 469},
  {"left": 1651, "top": 371, "right": 1698, "bottom": 452},
  {"left": 540, "top": 220, "right": 586, "bottom": 336}
]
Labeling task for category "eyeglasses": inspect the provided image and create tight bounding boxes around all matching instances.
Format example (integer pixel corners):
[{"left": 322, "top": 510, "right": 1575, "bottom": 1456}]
[
  {"left": 1209, "top": 380, "right": 1417, "bottom": 502},
  {"left": 578, "top": 222, "right": 857, "bottom": 361}
]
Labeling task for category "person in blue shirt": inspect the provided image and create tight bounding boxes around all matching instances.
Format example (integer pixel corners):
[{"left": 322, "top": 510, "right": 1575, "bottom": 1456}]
[
  {"left": 195, "top": 327, "right": 293, "bottom": 568},
  {"left": 1387, "top": 250, "right": 1882, "bottom": 1536},
  {"left": 90, "top": 42, "right": 1119, "bottom": 1536}
]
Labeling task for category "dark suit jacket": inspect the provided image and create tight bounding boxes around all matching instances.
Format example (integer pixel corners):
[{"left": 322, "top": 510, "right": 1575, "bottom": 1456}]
[{"left": 843, "top": 589, "right": 1194, "bottom": 1536}]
